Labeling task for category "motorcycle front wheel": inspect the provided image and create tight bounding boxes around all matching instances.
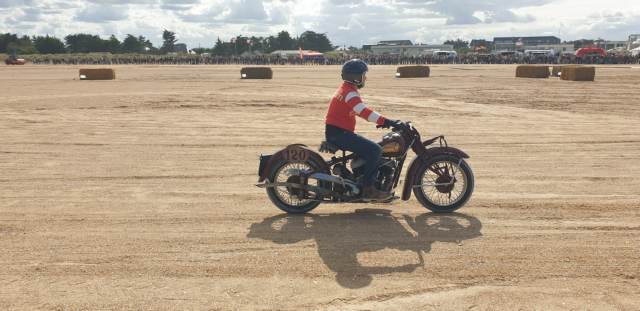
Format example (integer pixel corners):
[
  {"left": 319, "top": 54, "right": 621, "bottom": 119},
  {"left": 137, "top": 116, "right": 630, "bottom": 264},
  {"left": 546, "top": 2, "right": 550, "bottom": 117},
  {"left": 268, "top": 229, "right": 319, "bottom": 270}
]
[{"left": 412, "top": 154, "right": 474, "bottom": 213}]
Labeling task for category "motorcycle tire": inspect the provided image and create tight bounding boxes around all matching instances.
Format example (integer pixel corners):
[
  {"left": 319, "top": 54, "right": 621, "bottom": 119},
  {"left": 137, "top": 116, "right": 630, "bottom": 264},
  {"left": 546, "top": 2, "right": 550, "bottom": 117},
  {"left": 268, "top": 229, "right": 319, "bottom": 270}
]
[
  {"left": 413, "top": 154, "right": 474, "bottom": 213},
  {"left": 266, "top": 159, "right": 324, "bottom": 214}
]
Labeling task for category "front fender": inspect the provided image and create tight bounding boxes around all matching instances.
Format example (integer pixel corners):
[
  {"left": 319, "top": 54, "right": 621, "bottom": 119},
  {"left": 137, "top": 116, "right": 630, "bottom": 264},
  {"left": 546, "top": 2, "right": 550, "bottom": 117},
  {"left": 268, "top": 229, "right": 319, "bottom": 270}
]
[
  {"left": 258, "top": 144, "right": 330, "bottom": 182},
  {"left": 401, "top": 147, "right": 469, "bottom": 201}
]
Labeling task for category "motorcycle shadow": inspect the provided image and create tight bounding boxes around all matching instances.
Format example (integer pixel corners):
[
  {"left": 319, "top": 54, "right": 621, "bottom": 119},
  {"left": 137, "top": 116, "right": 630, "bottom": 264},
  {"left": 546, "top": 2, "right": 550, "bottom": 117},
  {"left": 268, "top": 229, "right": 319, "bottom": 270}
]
[{"left": 247, "top": 209, "right": 482, "bottom": 289}]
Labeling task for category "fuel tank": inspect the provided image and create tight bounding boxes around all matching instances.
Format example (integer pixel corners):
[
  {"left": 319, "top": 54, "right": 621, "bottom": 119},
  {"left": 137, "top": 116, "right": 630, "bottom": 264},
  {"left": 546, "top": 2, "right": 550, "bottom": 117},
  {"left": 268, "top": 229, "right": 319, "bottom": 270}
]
[{"left": 379, "top": 132, "right": 406, "bottom": 157}]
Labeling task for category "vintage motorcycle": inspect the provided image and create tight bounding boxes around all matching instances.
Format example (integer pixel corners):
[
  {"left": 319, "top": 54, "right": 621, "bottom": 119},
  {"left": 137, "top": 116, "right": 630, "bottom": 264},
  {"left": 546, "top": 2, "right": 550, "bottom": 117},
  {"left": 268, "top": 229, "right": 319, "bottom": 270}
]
[{"left": 256, "top": 121, "right": 474, "bottom": 214}]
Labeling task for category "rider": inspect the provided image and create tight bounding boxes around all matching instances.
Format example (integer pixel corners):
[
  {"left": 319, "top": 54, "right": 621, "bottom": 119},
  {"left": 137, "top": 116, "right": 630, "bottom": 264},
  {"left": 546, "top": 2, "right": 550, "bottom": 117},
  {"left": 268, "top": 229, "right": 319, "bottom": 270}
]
[{"left": 325, "top": 59, "right": 401, "bottom": 200}]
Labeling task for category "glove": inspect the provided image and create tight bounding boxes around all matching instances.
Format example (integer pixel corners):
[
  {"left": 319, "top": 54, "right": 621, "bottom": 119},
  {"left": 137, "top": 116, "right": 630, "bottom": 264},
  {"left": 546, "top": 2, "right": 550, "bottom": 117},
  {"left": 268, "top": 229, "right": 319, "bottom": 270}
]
[{"left": 380, "top": 118, "right": 402, "bottom": 129}]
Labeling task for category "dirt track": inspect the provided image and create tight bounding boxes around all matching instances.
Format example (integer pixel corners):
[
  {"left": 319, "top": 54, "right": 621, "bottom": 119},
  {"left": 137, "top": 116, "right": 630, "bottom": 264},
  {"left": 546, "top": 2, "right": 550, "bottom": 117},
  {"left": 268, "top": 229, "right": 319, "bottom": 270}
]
[{"left": 1, "top": 64, "right": 639, "bottom": 310}]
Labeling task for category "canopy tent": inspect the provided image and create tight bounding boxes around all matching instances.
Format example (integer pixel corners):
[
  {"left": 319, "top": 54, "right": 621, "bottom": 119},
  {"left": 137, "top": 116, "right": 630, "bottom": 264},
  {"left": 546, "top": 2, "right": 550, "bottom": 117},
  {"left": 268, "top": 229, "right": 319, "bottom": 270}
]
[{"left": 575, "top": 47, "right": 606, "bottom": 57}]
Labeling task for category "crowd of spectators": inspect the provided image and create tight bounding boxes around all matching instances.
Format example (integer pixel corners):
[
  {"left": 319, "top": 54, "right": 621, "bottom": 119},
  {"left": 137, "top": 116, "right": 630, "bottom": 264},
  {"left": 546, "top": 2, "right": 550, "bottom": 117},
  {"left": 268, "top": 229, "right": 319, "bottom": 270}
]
[{"left": 27, "top": 52, "right": 640, "bottom": 66}]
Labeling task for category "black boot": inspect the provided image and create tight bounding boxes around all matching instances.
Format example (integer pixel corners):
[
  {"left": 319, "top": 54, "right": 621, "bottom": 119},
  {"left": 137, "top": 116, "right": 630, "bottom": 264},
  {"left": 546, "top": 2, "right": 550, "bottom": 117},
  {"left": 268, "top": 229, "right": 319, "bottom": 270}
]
[{"left": 362, "top": 185, "right": 391, "bottom": 201}]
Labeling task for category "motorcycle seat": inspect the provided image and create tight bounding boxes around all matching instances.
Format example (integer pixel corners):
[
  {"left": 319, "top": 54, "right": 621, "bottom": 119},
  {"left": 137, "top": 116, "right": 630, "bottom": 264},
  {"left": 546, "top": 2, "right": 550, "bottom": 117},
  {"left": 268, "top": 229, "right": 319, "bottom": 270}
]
[{"left": 319, "top": 141, "right": 341, "bottom": 154}]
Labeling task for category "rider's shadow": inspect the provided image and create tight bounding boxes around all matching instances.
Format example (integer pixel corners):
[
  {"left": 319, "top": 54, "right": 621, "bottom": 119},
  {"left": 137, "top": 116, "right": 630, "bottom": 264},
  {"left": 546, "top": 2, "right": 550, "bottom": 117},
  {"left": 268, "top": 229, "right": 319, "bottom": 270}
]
[{"left": 247, "top": 209, "right": 482, "bottom": 289}]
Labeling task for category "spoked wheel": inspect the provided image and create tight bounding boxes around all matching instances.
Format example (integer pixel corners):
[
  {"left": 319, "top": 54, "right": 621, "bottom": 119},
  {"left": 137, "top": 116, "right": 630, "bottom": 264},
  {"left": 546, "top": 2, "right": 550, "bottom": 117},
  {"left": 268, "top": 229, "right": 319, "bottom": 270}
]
[
  {"left": 266, "top": 160, "right": 325, "bottom": 214},
  {"left": 413, "top": 154, "right": 474, "bottom": 213}
]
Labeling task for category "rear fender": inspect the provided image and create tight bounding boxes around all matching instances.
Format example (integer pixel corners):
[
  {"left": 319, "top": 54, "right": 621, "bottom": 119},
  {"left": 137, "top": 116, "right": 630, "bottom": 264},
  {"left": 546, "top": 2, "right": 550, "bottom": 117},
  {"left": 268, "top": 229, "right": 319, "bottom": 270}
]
[
  {"left": 401, "top": 147, "right": 469, "bottom": 201},
  {"left": 258, "top": 144, "right": 330, "bottom": 182}
]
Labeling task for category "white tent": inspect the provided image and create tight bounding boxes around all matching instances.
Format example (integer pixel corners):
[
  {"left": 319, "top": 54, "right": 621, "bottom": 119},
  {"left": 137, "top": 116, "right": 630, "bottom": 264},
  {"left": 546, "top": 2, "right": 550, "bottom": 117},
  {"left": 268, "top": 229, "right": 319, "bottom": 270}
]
[{"left": 632, "top": 46, "right": 640, "bottom": 57}]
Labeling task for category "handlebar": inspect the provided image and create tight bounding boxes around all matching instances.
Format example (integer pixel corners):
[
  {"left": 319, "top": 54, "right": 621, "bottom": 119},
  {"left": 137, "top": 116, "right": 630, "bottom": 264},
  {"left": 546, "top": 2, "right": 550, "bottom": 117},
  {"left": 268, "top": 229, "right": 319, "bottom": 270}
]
[{"left": 377, "top": 121, "right": 413, "bottom": 132}]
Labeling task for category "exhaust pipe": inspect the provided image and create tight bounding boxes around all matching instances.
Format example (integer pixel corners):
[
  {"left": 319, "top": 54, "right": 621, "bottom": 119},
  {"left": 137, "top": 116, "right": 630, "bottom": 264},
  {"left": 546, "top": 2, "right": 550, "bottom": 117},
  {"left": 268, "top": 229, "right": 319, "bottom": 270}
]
[{"left": 309, "top": 173, "right": 360, "bottom": 195}]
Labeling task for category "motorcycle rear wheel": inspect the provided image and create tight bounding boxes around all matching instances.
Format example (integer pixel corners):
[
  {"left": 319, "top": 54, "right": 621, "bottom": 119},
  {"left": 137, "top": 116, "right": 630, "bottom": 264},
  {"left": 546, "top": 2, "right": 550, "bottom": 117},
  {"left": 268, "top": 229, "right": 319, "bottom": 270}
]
[
  {"left": 413, "top": 154, "right": 474, "bottom": 213},
  {"left": 266, "top": 159, "right": 324, "bottom": 214}
]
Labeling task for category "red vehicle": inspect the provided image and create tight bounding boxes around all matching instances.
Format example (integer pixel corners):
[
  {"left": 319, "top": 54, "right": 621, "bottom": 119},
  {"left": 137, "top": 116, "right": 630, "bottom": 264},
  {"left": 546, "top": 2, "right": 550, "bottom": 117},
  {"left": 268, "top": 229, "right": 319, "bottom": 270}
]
[
  {"left": 575, "top": 47, "right": 606, "bottom": 58},
  {"left": 5, "top": 56, "right": 26, "bottom": 65}
]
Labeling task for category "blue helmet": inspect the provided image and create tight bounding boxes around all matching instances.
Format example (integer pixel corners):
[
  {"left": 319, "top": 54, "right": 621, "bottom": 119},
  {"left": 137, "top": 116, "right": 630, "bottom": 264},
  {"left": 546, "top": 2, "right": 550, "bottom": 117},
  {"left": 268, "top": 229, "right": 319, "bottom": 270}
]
[{"left": 342, "top": 59, "right": 368, "bottom": 88}]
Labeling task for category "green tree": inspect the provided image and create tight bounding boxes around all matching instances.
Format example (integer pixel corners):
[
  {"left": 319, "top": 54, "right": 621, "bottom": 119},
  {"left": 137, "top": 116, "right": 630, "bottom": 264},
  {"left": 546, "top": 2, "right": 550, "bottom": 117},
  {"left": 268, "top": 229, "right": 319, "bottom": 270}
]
[
  {"left": 276, "top": 31, "right": 295, "bottom": 50},
  {"left": 105, "top": 35, "right": 121, "bottom": 53},
  {"left": 0, "top": 33, "right": 19, "bottom": 53},
  {"left": 298, "top": 31, "right": 333, "bottom": 52},
  {"left": 160, "top": 29, "right": 177, "bottom": 54},
  {"left": 14, "top": 35, "right": 37, "bottom": 54},
  {"left": 2, "top": 34, "right": 36, "bottom": 55},
  {"left": 248, "top": 36, "right": 264, "bottom": 53},
  {"left": 212, "top": 38, "right": 231, "bottom": 56},
  {"left": 444, "top": 39, "right": 469, "bottom": 50},
  {"left": 122, "top": 34, "right": 144, "bottom": 53},
  {"left": 264, "top": 35, "right": 278, "bottom": 53},
  {"left": 33, "top": 35, "right": 66, "bottom": 54},
  {"left": 139, "top": 36, "right": 154, "bottom": 52},
  {"left": 65, "top": 33, "right": 107, "bottom": 53},
  {"left": 229, "top": 36, "right": 250, "bottom": 55}
]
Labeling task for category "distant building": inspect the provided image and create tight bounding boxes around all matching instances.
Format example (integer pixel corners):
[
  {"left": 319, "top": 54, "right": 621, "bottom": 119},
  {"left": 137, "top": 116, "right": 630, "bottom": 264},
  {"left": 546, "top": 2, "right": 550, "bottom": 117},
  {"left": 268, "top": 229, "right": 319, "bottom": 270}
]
[
  {"left": 628, "top": 34, "right": 640, "bottom": 49},
  {"left": 377, "top": 40, "right": 413, "bottom": 46},
  {"left": 470, "top": 39, "right": 493, "bottom": 51},
  {"left": 526, "top": 44, "right": 575, "bottom": 54},
  {"left": 493, "top": 36, "right": 561, "bottom": 51},
  {"left": 370, "top": 44, "right": 453, "bottom": 56},
  {"left": 364, "top": 40, "right": 453, "bottom": 56},
  {"left": 594, "top": 40, "right": 627, "bottom": 51},
  {"left": 240, "top": 50, "right": 264, "bottom": 57},
  {"left": 174, "top": 43, "right": 188, "bottom": 53},
  {"left": 270, "top": 50, "right": 305, "bottom": 57},
  {"left": 270, "top": 50, "right": 323, "bottom": 59}
]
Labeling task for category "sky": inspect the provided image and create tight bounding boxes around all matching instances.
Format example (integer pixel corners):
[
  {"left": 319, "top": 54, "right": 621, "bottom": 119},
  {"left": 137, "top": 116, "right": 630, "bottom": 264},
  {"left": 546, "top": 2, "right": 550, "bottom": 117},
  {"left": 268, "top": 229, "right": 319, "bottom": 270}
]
[{"left": 1, "top": 0, "right": 640, "bottom": 49}]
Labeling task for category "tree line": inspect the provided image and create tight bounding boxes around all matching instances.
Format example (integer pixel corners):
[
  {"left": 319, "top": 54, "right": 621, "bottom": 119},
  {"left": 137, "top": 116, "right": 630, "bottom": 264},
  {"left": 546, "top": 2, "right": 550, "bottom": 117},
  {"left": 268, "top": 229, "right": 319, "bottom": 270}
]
[{"left": 0, "top": 30, "right": 334, "bottom": 56}]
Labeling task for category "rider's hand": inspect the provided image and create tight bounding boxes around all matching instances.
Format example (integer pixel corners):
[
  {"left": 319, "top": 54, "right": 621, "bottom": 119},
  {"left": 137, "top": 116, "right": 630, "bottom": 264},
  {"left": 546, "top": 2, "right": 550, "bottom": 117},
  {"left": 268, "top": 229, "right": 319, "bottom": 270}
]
[{"left": 379, "top": 118, "right": 402, "bottom": 129}]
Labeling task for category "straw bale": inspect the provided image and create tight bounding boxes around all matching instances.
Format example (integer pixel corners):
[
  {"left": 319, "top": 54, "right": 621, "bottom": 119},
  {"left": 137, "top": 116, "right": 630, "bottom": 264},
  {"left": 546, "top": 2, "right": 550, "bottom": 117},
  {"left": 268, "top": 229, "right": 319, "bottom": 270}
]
[
  {"left": 515, "top": 65, "right": 550, "bottom": 78},
  {"left": 560, "top": 66, "right": 595, "bottom": 81},
  {"left": 241, "top": 67, "right": 273, "bottom": 79},
  {"left": 396, "top": 66, "right": 430, "bottom": 78},
  {"left": 79, "top": 68, "right": 115, "bottom": 80}
]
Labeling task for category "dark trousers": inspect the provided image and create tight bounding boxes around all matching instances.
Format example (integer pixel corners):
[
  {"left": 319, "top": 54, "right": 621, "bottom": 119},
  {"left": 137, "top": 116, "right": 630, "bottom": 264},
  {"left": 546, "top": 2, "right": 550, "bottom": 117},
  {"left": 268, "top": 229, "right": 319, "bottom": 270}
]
[{"left": 325, "top": 124, "right": 382, "bottom": 187}]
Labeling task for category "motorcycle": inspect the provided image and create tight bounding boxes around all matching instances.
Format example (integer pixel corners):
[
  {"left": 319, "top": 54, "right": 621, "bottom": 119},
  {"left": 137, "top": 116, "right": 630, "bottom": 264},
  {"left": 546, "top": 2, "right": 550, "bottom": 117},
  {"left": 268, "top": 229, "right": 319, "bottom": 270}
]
[{"left": 256, "top": 121, "right": 474, "bottom": 213}]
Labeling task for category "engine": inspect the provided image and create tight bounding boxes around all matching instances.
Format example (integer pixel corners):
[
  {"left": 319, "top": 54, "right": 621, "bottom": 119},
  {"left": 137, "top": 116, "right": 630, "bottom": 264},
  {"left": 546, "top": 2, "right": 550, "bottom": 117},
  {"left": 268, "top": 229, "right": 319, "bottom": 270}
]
[
  {"left": 351, "top": 157, "right": 398, "bottom": 192},
  {"left": 376, "top": 160, "right": 398, "bottom": 191}
]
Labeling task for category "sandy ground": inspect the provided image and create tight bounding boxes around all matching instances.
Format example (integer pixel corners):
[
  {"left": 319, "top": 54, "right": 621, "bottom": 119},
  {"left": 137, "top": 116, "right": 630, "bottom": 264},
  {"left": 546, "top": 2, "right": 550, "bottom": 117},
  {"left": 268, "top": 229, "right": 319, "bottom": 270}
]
[{"left": 1, "top": 64, "right": 639, "bottom": 310}]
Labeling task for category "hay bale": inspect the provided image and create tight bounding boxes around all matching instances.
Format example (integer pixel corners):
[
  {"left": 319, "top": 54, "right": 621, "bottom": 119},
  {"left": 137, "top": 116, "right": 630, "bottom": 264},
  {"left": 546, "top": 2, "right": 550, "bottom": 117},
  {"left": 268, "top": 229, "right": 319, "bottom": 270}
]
[
  {"left": 516, "top": 65, "right": 550, "bottom": 78},
  {"left": 79, "top": 68, "right": 115, "bottom": 80},
  {"left": 241, "top": 67, "right": 273, "bottom": 79},
  {"left": 396, "top": 66, "right": 430, "bottom": 78},
  {"left": 551, "top": 66, "right": 563, "bottom": 77},
  {"left": 560, "top": 65, "right": 595, "bottom": 81}
]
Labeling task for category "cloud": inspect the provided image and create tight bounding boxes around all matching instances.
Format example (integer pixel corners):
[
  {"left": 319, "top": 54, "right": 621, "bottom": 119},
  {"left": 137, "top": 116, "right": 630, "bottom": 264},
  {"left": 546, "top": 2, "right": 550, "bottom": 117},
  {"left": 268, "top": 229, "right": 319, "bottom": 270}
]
[
  {"left": 161, "top": 0, "right": 201, "bottom": 11},
  {"left": 3, "top": 7, "right": 41, "bottom": 23},
  {"left": 425, "top": 0, "right": 549, "bottom": 25},
  {"left": 1, "top": 0, "right": 640, "bottom": 49},
  {"left": 584, "top": 11, "right": 640, "bottom": 39},
  {"left": 85, "top": 0, "right": 156, "bottom": 4},
  {"left": 17, "top": 7, "right": 41, "bottom": 21},
  {"left": 75, "top": 4, "right": 129, "bottom": 22},
  {"left": 173, "top": 4, "right": 226, "bottom": 23},
  {"left": 0, "top": 0, "right": 35, "bottom": 6},
  {"left": 228, "top": 0, "right": 268, "bottom": 21},
  {"left": 173, "top": 0, "right": 286, "bottom": 25}
]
